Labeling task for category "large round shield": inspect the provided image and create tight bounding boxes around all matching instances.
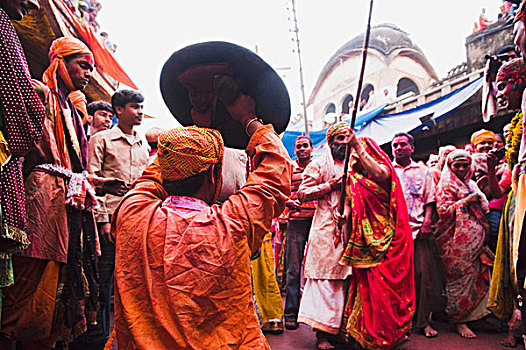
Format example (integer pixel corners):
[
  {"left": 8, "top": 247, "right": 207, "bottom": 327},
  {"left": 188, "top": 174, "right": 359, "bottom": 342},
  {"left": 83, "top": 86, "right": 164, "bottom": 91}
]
[{"left": 160, "top": 41, "right": 291, "bottom": 149}]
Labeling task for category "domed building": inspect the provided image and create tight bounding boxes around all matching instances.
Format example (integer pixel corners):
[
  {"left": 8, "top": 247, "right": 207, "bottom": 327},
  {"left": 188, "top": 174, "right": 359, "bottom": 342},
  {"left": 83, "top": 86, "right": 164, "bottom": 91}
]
[{"left": 308, "top": 23, "right": 438, "bottom": 129}]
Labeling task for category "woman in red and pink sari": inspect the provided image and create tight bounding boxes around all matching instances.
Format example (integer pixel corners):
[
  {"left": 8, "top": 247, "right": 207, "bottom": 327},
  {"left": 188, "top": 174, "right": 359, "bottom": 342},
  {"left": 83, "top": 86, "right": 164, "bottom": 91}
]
[{"left": 436, "top": 149, "right": 492, "bottom": 338}]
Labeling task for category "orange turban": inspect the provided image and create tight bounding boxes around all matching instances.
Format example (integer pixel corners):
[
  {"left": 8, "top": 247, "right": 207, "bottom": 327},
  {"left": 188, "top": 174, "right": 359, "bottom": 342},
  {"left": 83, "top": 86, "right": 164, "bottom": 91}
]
[
  {"left": 470, "top": 129, "right": 495, "bottom": 146},
  {"left": 158, "top": 126, "right": 224, "bottom": 201},
  {"left": 43, "top": 36, "right": 93, "bottom": 94},
  {"left": 326, "top": 122, "right": 350, "bottom": 142},
  {"left": 42, "top": 37, "right": 92, "bottom": 170}
]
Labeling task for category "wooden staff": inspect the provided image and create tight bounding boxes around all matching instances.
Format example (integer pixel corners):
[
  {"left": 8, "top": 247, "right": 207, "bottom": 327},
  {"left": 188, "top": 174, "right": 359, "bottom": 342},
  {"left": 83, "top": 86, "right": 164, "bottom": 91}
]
[{"left": 335, "top": 0, "right": 374, "bottom": 247}]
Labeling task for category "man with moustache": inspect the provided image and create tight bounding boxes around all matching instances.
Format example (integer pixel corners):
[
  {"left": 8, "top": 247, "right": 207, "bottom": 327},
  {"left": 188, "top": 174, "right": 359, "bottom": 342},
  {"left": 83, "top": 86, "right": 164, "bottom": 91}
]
[
  {"left": 0, "top": 37, "right": 127, "bottom": 349},
  {"left": 297, "top": 122, "right": 352, "bottom": 350},
  {"left": 392, "top": 132, "right": 443, "bottom": 339},
  {"left": 283, "top": 135, "right": 316, "bottom": 330}
]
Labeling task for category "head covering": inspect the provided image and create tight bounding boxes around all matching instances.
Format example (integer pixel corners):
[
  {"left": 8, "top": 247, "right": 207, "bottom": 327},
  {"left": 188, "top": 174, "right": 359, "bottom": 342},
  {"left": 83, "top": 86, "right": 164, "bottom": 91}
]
[
  {"left": 326, "top": 122, "right": 349, "bottom": 142},
  {"left": 447, "top": 149, "right": 472, "bottom": 165},
  {"left": 42, "top": 37, "right": 92, "bottom": 170},
  {"left": 438, "top": 145, "right": 457, "bottom": 158},
  {"left": 470, "top": 129, "right": 495, "bottom": 146},
  {"left": 496, "top": 58, "right": 526, "bottom": 90},
  {"left": 445, "top": 149, "right": 473, "bottom": 182},
  {"left": 426, "top": 154, "right": 438, "bottom": 166},
  {"left": 43, "top": 36, "right": 93, "bottom": 93},
  {"left": 158, "top": 126, "right": 224, "bottom": 202}
]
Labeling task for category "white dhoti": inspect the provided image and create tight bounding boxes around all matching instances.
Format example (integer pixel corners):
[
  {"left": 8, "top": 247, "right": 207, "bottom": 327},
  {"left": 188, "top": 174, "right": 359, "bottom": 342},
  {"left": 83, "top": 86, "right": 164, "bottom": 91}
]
[{"left": 298, "top": 279, "right": 348, "bottom": 334}]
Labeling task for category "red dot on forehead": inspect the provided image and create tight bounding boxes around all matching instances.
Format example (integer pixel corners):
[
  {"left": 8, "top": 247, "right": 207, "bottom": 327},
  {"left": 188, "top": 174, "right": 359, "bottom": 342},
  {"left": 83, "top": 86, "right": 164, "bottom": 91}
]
[{"left": 82, "top": 54, "right": 94, "bottom": 66}]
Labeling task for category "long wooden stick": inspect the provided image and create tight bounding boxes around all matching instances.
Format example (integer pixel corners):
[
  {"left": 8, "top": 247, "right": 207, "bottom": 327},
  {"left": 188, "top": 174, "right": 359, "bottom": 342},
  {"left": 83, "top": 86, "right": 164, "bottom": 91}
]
[{"left": 336, "top": 0, "right": 374, "bottom": 245}]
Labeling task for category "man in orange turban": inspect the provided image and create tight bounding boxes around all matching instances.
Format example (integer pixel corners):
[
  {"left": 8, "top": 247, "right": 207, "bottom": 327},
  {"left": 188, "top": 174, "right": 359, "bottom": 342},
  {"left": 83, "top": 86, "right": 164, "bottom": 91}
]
[
  {"left": 471, "top": 129, "right": 496, "bottom": 154},
  {"left": 0, "top": 36, "right": 127, "bottom": 349},
  {"left": 111, "top": 92, "right": 292, "bottom": 349}
]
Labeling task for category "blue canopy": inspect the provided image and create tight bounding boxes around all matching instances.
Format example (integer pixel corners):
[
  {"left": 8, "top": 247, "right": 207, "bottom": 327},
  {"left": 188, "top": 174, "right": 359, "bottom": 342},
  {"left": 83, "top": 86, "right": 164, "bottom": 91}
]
[
  {"left": 356, "top": 76, "right": 483, "bottom": 145},
  {"left": 282, "top": 76, "right": 483, "bottom": 159},
  {"left": 282, "top": 103, "right": 387, "bottom": 159}
]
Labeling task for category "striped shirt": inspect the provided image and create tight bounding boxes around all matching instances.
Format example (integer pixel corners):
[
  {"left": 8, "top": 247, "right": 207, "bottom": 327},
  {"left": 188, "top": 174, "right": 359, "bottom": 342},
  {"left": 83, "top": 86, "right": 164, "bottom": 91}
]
[{"left": 289, "top": 160, "right": 317, "bottom": 220}]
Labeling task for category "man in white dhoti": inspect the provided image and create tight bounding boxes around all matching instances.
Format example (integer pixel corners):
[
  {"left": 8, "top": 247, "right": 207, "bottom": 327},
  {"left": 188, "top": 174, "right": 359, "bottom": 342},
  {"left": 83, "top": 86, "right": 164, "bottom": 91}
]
[{"left": 297, "top": 122, "right": 352, "bottom": 350}]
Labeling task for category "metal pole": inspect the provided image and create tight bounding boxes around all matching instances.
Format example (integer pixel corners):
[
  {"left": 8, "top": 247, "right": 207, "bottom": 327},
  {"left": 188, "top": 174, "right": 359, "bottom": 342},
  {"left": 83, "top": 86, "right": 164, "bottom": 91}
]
[{"left": 291, "top": 0, "right": 309, "bottom": 136}]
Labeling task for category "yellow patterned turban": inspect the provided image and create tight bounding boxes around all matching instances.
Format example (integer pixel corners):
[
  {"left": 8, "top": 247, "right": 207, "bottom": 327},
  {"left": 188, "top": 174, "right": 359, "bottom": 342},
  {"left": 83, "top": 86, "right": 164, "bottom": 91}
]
[
  {"left": 158, "top": 126, "right": 224, "bottom": 201},
  {"left": 470, "top": 129, "right": 495, "bottom": 146},
  {"left": 326, "top": 122, "right": 350, "bottom": 142}
]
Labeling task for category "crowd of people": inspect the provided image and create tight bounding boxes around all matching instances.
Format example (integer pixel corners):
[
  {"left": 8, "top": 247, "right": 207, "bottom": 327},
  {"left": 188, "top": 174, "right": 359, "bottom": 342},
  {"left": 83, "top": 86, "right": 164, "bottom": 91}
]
[
  {"left": 474, "top": 1, "right": 518, "bottom": 33},
  {"left": 5, "top": 0, "right": 526, "bottom": 349},
  {"left": 64, "top": 0, "right": 117, "bottom": 53}
]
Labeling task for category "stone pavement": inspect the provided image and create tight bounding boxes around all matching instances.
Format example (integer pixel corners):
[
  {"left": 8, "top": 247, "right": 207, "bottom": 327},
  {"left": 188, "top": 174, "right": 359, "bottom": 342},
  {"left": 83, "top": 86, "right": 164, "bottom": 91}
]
[{"left": 265, "top": 320, "right": 508, "bottom": 350}]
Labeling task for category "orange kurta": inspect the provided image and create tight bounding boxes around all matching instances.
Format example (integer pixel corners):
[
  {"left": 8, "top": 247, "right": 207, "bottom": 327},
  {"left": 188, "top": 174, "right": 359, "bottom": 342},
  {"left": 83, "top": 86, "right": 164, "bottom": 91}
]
[{"left": 112, "top": 125, "right": 291, "bottom": 349}]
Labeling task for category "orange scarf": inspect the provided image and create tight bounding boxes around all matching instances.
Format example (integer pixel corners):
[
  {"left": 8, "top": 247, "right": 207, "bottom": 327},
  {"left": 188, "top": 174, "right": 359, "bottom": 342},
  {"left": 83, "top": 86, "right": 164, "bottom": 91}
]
[{"left": 42, "top": 37, "right": 92, "bottom": 169}]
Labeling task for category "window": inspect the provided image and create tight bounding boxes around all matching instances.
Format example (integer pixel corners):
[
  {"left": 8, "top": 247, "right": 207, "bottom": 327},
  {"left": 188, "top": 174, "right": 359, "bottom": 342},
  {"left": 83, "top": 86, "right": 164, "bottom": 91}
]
[
  {"left": 397, "top": 78, "right": 419, "bottom": 97},
  {"left": 324, "top": 103, "right": 336, "bottom": 114},
  {"left": 341, "top": 94, "right": 354, "bottom": 114}
]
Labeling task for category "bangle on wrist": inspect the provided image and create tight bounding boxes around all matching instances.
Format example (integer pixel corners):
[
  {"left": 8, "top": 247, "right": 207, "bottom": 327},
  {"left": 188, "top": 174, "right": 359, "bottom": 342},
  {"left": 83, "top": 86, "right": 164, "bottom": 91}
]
[
  {"left": 240, "top": 114, "right": 256, "bottom": 127},
  {"left": 244, "top": 117, "right": 263, "bottom": 136}
]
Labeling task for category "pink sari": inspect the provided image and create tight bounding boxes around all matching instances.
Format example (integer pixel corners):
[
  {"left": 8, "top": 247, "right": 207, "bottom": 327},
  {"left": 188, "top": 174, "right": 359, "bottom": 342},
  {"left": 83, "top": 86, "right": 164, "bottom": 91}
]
[{"left": 436, "top": 157, "right": 491, "bottom": 322}]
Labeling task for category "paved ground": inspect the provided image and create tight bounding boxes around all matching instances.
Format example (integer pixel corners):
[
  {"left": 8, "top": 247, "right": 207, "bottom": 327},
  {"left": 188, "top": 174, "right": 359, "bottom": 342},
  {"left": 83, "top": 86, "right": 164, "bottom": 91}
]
[{"left": 266, "top": 320, "right": 509, "bottom": 350}]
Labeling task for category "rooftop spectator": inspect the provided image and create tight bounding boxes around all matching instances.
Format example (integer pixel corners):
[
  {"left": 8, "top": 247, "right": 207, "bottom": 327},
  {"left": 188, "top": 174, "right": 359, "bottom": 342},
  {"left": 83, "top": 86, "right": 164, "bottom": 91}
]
[{"left": 480, "top": 8, "right": 493, "bottom": 31}]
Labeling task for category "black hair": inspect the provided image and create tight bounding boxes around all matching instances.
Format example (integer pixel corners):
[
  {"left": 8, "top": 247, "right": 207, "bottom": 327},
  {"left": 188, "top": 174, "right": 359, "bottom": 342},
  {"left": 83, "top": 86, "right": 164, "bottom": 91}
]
[
  {"left": 87, "top": 101, "right": 112, "bottom": 116},
  {"left": 111, "top": 89, "right": 144, "bottom": 114},
  {"left": 162, "top": 165, "right": 220, "bottom": 197},
  {"left": 295, "top": 136, "right": 313, "bottom": 147},
  {"left": 392, "top": 132, "right": 414, "bottom": 147},
  {"left": 497, "top": 45, "right": 518, "bottom": 56}
]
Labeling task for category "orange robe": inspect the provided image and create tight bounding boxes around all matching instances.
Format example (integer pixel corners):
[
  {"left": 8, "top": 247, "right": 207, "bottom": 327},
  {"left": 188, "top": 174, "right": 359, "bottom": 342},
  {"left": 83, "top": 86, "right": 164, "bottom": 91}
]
[{"left": 112, "top": 125, "right": 291, "bottom": 349}]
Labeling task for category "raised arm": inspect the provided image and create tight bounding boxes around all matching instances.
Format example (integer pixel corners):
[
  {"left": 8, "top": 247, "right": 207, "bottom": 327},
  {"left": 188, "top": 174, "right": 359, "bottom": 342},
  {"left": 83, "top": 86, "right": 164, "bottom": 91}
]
[
  {"left": 349, "top": 131, "right": 390, "bottom": 182},
  {"left": 220, "top": 125, "right": 292, "bottom": 252}
]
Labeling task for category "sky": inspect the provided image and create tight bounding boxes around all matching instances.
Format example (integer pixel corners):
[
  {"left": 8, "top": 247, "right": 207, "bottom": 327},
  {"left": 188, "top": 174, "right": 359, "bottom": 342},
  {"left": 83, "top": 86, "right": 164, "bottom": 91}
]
[{"left": 96, "top": 0, "right": 503, "bottom": 132}]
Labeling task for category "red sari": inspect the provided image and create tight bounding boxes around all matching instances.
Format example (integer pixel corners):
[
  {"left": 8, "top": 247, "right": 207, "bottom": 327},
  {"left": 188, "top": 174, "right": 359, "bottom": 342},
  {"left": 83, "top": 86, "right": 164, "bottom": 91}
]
[{"left": 340, "top": 137, "right": 415, "bottom": 349}]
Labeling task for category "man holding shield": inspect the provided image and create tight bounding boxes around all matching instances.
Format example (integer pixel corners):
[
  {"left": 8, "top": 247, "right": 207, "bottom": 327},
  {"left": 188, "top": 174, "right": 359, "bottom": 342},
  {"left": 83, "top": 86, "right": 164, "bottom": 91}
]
[{"left": 112, "top": 42, "right": 292, "bottom": 349}]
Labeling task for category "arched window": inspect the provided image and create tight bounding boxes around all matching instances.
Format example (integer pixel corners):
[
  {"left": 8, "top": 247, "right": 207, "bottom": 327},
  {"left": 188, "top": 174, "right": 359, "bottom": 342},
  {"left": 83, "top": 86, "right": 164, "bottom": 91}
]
[
  {"left": 324, "top": 103, "right": 336, "bottom": 114},
  {"left": 359, "top": 84, "right": 374, "bottom": 110},
  {"left": 360, "top": 84, "right": 374, "bottom": 102},
  {"left": 397, "top": 78, "right": 419, "bottom": 97},
  {"left": 341, "top": 94, "right": 354, "bottom": 114}
]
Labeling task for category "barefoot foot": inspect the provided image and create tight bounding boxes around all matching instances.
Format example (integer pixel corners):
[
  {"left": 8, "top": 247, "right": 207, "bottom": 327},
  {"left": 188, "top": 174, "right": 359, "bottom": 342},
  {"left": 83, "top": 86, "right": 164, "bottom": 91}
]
[
  {"left": 456, "top": 323, "right": 476, "bottom": 339},
  {"left": 500, "top": 332, "right": 517, "bottom": 347},
  {"left": 424, "top": 324, "right": 438, "bottom": 338},
  {"left": 316, "top": 331, "right": 336, "bottom": 350}
]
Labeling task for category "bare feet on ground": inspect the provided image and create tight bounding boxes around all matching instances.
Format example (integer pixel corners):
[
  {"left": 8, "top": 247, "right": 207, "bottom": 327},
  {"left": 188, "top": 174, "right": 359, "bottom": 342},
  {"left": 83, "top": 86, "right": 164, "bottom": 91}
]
[
  {"left": 456, "top": 323, "right": 476, "bottom": 339},
  {"left": 500, "top": 332, "right": 517, "bottom": 347},
  {"left": 424, "top": 324, "right": 438, "bottom": 338},
  {"left": 316, "top": 331, "right": 336, "bottom": 350}
]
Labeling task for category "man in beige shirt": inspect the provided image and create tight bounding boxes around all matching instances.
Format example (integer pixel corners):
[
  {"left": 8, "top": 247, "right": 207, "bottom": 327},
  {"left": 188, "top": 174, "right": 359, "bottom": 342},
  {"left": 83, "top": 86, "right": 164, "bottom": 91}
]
[{"left": 79, "top": 89, "right": 149, "bottom": 348}]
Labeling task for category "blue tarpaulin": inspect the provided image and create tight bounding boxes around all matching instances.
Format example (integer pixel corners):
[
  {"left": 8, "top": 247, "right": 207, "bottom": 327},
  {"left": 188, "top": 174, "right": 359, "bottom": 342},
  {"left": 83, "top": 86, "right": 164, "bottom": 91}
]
[
  {"left": 355, "top": 76, "right": 483, "bottom": 145},
  {"left": 282, "top": 75, "right": 483, "bottom": 159},
  {"left": 282, "top": 103, "right": 387, "bottom": 159}
]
